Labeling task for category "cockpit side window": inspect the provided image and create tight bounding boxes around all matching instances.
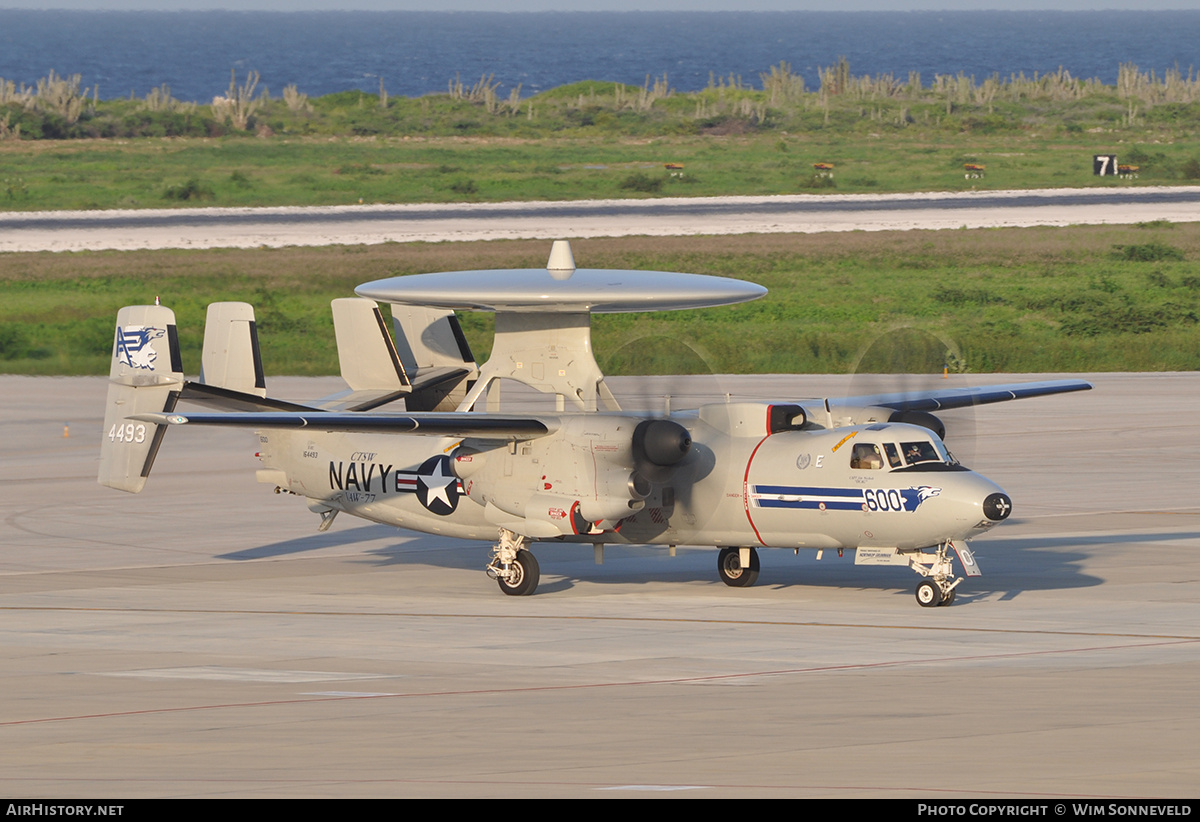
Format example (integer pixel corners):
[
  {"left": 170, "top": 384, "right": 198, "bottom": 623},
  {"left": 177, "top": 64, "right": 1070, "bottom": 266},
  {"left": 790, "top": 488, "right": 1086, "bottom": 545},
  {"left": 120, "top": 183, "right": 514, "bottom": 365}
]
[
  {"left": 883, "top": 443, "right": 903, "bottom": 468},
  {"left": 850, "top": 442, "right": 884, "bottom": 470}
]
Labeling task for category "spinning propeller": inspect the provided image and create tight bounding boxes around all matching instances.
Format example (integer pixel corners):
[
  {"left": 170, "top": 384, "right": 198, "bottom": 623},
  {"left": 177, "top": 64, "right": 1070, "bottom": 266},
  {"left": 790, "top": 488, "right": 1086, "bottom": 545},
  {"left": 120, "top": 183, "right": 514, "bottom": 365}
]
[{"left": 603, "top": 333, "right": 719, "bottom": 483}]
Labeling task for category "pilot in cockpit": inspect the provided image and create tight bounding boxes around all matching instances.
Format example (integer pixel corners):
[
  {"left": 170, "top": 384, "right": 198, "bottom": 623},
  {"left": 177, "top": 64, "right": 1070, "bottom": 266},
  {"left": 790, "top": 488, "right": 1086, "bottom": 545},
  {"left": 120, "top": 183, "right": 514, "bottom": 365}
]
[{"left": 850, "top": 443, "right": 884, "bottom": 470}]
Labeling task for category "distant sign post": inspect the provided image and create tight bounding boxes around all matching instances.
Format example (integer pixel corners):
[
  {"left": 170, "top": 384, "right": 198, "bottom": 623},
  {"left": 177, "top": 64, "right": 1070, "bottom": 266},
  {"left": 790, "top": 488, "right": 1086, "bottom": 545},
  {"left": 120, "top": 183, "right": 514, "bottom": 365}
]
[{"left": 1094, "top": 155, "right": 1119, "bottom": 176}]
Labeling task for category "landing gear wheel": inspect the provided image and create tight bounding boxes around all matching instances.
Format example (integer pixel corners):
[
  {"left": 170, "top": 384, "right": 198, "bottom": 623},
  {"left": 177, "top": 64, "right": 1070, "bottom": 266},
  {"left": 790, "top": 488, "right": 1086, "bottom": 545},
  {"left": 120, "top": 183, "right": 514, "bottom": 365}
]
[
  {"left": 717, "top": 547, "right": 760, "bottom": 588},
  {"left": 940, "top": 588, "right": 956, "bottom": 607},
  {"left": 916, "top": 579, "right": 942, "bottom": 607},
  {"left": 497, "top": 549, "right": 540, "bottom": 596}
]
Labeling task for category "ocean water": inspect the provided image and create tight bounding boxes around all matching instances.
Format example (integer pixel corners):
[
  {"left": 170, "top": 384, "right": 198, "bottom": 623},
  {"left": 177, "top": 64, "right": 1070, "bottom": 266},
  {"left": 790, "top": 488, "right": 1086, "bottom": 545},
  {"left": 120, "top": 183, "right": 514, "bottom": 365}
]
[{"left": 0, "top": 9, "right": 1197, "bottom": 103}]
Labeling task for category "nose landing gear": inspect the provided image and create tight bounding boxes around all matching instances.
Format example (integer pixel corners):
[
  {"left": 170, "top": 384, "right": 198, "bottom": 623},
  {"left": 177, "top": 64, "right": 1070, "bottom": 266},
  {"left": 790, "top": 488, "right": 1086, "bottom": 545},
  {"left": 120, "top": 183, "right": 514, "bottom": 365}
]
[
  {"left": 910, "top": 540, "right": 976, "bottom": 607},
  {"left": 916, "top": 578, "right": 955, "bottom": 607}
]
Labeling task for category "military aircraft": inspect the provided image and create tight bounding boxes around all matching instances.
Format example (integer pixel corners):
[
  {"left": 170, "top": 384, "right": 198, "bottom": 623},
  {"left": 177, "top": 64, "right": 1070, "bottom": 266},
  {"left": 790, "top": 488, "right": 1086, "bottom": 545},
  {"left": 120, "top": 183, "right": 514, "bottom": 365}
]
[{"left": 100, "top": 241, "right": 1090, "bottom": 605}]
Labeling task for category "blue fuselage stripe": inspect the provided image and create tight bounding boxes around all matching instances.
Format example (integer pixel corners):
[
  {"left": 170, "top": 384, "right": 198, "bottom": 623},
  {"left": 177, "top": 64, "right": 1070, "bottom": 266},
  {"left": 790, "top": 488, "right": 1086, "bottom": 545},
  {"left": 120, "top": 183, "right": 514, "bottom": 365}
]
[
  {"left": 753, "top": 485, "right": 864, "bottom": 498},
  {"left": 755, "top": 499, "right": 864, "bottom": 510}
]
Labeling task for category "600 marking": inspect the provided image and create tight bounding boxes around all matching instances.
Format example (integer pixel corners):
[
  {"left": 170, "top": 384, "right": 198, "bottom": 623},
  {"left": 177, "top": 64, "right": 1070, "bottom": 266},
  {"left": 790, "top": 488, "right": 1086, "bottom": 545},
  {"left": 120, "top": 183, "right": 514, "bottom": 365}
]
[{"left": 865, "top": 488, "right": 906, "bottom": 512}]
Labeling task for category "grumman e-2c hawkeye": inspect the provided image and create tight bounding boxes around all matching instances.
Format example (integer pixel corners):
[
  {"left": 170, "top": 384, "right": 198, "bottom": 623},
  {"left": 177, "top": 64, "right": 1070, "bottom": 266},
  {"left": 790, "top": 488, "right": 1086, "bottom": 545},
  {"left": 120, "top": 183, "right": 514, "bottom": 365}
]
[{"left": 99, "top": 241, "right": 1090, "bottom": 605}]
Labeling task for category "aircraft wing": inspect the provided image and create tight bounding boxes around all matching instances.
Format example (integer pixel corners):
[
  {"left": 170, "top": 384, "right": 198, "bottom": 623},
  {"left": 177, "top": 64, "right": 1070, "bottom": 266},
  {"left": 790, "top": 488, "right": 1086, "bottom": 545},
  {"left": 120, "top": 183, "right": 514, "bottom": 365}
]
[
  {"left": 831, "top": 378, "right": 1092, "bottom": 412},
  {"left": 130, "top": 411, "right": 556, "bottom": 440}
]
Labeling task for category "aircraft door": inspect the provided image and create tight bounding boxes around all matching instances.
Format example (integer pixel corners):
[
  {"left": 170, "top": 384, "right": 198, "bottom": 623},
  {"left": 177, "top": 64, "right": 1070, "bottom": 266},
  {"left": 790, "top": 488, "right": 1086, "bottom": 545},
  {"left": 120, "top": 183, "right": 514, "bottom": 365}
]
[{"left": 742, "top": 433, "right": 849, "bottom": 550}]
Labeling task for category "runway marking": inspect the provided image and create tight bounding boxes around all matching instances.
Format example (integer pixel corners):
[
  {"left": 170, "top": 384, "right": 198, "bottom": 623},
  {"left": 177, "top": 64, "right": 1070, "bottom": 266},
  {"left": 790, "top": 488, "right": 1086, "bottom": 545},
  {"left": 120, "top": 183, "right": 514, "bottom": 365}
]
[
  {"left": 302, "top": 691, "right": 402, "bottom": 697},
  {"left": 598, "top": 785, "right": 710, "bottom": 791},
  {"left": 1, "top": 636, "right": 1195, "bottom": 728},
  {"left": 102, "top": 666, "right": 396, "bottom": 683}
]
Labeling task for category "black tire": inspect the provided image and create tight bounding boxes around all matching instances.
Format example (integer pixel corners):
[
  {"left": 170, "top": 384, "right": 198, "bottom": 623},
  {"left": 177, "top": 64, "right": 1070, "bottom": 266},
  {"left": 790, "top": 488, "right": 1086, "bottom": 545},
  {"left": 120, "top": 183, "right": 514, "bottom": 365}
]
[
  {"left": 497, "top": 549, "right": 540, "bottom": 596},
  {"left": 717, "top": 547, "right": 760, "bottom": 588},
  {"left": 915, "top": 579, "right": 942, "bottom": 607},
  {"left": 940, "top": 588, "right": 956, "bottom": 607}
]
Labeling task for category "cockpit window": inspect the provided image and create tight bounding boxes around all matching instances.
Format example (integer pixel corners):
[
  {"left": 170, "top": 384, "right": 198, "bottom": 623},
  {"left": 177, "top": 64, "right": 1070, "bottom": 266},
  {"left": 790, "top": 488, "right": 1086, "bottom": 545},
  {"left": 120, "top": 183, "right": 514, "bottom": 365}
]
[
  {"left": 850, "top": 443, "right": 884, "bottom": 470},
  {"left": 901, "top": 440, "right": 943, "bottom": 465},
  {"left": 883, "top": 443, "right": 903, "bottom": 468},
  {"left": 934, "top": 439, "right": 958, "bottom": 465}
]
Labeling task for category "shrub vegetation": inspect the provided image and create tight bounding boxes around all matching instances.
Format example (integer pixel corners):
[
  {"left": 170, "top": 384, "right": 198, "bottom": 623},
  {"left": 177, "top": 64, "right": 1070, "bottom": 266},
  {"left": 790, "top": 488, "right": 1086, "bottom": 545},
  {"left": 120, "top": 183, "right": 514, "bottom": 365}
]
[
  {"left": 2, "top": 62, "right": 1200, "bottom": 210},
  {"left": 2, "top": 225, "right": 1198, "bottom": 376}
]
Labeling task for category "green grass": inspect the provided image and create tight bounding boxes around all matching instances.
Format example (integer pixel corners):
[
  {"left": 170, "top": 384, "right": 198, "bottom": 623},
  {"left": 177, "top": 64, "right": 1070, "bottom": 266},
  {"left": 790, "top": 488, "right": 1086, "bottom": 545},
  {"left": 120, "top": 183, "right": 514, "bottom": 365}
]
[
  {"left": 4, "top": 70, "right": 1197, "bottom": 378},
  {"left": 2, "top": 130, "right": 1196, "bottom": 212},
  {"left": 4, "top": 64, "right": 1200, "bottom": 212},
  {"left": 2, "top": 225, "right": 1198, "bottom": 376}
]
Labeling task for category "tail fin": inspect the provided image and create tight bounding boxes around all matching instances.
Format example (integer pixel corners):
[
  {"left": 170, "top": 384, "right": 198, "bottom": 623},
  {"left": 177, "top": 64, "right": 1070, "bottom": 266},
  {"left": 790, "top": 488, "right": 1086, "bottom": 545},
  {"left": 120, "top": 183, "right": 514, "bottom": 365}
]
[
  {"left": 324, "top": 299, "right": 476, "bottom": 412},
  {"left": 333, "top": 297, "right": 408, "bottom": 392},
  {"left": 390, "top": 303, "right": 478, "bottom": 411},
  {"left": 200, "top": 301, "right": 265, "bottom": 397},
  {"left": 181, "top": 301, "right": 317, "bottom": 413},
  {"left": 98, "top": 305, "right": 185, "bottom": 493},
  {"left": 313, "top": 297, "right": 410, "bottom": 412}
]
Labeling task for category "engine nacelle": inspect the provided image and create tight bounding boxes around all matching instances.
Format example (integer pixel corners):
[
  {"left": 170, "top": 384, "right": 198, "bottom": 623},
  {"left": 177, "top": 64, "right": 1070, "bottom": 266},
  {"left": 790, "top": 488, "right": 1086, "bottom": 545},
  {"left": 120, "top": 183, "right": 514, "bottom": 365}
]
[
  {"left": 450, "top": 415, "right": 685, "bottom": 537},
  {"left": 826, "top": 405, "right": 947, "bottom": 442},
  {"left": 887, "top": 409, "right": 947, "bottom": 441}
]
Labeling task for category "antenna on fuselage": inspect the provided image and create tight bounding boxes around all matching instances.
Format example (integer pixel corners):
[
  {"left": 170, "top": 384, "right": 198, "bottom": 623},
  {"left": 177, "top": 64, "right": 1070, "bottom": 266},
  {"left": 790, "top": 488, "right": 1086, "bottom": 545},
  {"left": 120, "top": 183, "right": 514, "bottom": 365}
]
[{"left": 546, "top": 240, "right": 576, "bottom": 279}]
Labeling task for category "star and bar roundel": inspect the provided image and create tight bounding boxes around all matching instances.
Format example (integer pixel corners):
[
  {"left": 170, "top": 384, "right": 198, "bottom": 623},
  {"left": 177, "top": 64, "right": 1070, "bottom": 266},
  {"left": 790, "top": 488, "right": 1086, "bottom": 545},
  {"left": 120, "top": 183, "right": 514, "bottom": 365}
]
[
  {"left": 330, "top": 454, "right": 462, "bottom": 516},
  {"left": 413, "top": 454, "right": 461, "bottom": 515}
]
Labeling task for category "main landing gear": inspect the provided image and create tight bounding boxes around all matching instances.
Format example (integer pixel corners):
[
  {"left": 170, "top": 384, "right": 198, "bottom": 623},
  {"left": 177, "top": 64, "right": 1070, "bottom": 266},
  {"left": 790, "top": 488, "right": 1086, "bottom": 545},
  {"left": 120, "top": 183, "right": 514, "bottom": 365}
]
[
  {"left": 487, "top": 528, "right": 540, "bottom": 596},
  {"left": 717, "top": 547, "right": 760, "bottom": 588}
]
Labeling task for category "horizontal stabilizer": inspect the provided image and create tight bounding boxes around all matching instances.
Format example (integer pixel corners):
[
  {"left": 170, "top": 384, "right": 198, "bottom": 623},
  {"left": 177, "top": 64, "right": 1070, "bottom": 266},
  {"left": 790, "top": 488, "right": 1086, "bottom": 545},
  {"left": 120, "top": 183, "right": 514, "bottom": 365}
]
[
  {"left": 409, "top": 365, "right": 475, "bottom": 394},
  {"left": 318, "top": 365, "right": 472, "bottom": 413},
  {"left": 177, "top": 381, "right": 321, "bottom": 413},
  {"left": 130, "top": 411, "right": 555, "bottom": 441},
  {"left": 316, "top": 388, "right": 412, "bottom": 413}
]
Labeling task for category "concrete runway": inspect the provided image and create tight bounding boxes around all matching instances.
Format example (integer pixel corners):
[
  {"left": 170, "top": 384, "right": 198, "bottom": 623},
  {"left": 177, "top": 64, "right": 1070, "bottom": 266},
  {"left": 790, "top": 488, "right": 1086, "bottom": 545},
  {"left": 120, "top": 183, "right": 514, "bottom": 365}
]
[
  {"left": 3, "top": 186, "right": 1200, "bottom": 252},
  {"left": 1, "top": 372, "right": 1198, "bottom": 797}
]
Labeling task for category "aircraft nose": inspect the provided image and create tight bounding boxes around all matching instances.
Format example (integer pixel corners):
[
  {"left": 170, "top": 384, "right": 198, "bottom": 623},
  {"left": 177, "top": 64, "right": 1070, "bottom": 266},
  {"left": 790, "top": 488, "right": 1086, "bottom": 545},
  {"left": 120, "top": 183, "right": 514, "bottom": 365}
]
[{"left": 982, "top": 492, "right": 1013, "bottom": 522}]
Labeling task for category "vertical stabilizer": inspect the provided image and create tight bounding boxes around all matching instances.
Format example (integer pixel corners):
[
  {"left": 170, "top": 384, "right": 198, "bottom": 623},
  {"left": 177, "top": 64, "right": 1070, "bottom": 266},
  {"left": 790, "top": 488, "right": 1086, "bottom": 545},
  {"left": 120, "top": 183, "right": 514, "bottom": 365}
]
[
  {"left": 332, "top": 297, "right": 408, "bottom": 392},
  {"left": 390, "top": 304, "right": 475, "bottom": 375},
  {"left": 200, "top": 301, "right": 266, "bottom": 397},
  {"left": 390, "top": 304, "right": 478, "bottom": 411},
  {"left": 98, "top": 305, "right": 185, "bottom": 492}
]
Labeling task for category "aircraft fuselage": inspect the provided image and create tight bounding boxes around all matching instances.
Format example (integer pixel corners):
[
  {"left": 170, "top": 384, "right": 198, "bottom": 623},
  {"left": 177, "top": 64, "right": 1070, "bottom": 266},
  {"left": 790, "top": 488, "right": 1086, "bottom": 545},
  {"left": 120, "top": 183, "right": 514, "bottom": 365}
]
[{"left": 258, "top": 402, "right": 1010, "bottom": 555}]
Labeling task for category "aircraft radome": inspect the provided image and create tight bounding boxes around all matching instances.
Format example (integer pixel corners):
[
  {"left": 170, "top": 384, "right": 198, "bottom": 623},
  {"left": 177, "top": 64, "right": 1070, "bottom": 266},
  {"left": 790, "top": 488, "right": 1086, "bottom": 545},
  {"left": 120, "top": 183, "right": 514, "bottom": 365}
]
[{"left": 100, "top": 241, "right": 1090, "bottom": 605}]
